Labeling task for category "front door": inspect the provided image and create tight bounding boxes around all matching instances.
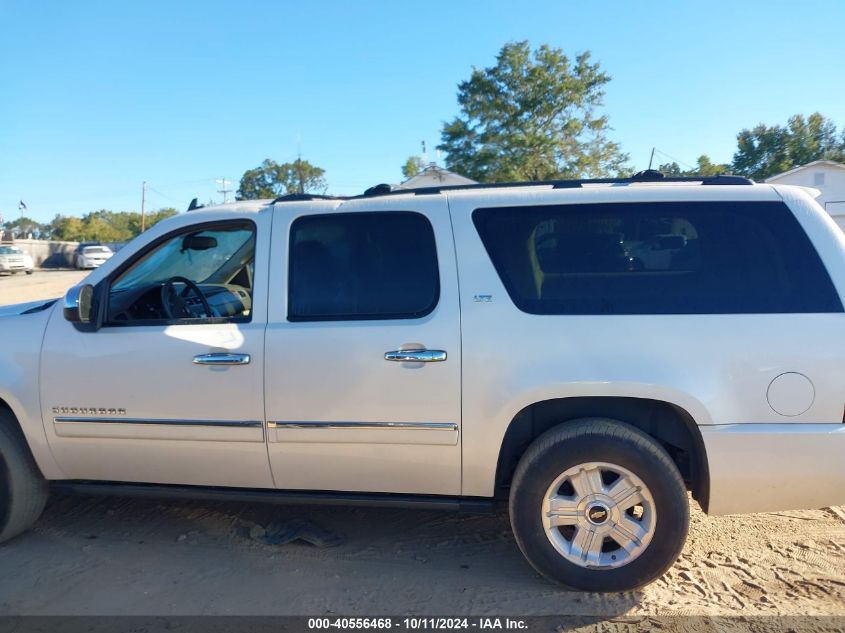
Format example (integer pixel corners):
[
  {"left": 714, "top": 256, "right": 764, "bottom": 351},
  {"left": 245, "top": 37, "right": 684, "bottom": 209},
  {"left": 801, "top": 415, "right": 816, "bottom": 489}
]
[
  {"left": 40, "top": 215, "right": 274, "bottom": 488},
  {"left": 264, "top": 199, "right": 462, "bottom": 495}
]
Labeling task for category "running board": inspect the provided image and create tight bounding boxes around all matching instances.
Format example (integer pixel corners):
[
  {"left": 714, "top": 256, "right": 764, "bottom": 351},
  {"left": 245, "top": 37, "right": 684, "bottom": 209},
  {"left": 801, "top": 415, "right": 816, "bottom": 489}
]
[{"left": 50, "top": 481, "right": 497, "bottom": 514}]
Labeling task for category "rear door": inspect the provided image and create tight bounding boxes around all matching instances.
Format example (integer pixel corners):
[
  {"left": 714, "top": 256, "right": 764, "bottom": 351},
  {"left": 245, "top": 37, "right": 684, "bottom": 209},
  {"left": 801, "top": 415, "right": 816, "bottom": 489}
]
[{"left": 264, "top": 197, "right": 462, "bottom": 495}]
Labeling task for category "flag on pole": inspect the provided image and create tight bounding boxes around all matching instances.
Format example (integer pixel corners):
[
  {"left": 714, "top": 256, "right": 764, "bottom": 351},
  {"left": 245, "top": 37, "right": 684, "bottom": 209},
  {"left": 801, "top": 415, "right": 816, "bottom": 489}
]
[{"left": 18, "top": 201, "right": 27, "bottom": 211}]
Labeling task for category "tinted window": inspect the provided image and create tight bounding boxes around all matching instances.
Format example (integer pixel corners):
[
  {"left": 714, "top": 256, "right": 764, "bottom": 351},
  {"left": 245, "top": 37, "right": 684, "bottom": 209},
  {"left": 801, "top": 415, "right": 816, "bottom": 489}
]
[
  {"left": 473, "top": 201, "right": 842, "bottom": 315},
  {"left": 288, "top": 212, "right": 439, "bottom": 321}
]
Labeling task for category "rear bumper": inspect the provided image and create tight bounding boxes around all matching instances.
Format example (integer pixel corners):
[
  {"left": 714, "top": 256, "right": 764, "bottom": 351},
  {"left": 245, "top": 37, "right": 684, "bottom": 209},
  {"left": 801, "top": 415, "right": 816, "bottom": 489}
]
[{"left": 701, "top": 423, "right": 845, "bottom": 515}]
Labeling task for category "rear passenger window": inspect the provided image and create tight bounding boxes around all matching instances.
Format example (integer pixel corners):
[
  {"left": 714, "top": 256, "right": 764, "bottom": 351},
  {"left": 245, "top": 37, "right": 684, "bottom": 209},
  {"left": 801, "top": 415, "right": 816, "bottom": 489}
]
[
  {"left": 288, "top": 211, "right": 439, "bottom": 321},
  {"left": 473, "top": 201, "right": 842, "bottom": 315}
]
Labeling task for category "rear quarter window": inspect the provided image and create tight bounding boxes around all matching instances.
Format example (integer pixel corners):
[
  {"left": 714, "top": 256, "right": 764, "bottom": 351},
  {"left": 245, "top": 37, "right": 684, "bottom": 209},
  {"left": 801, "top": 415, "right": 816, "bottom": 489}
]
[{"left": 472, "top": 201, "right": 842, "bottom": 315}]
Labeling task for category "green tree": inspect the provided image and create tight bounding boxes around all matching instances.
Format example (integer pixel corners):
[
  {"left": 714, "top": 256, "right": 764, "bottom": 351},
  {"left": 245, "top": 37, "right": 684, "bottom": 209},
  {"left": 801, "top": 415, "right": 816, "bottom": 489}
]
[
  {"left": 438, "top": 41, "right": 629, "bottom": 182},
  {"left": 657, "top": 155, "right": 730, "bottom": 177},
  {"left": 2, "top": 216, "right": 48, "bottom": 239},
  {"left": 50, "top": 215, "right": 86, "bottom": 241},
  {"left": 693, "top": 155, "right": 730, "bottom": 176},
  {"left": 657, "top": 162, "right": 683, "bottom": 176},
  {"left": 48, "top": 208, "right": 178, "bottom": 242},
  {"left": 401, "top": 155, "right": 425, "bottom": 179},
  {"left": 731, "top": 113, "right": 845, "bottom": 180},
  {"left": 237, "top": 158, "right": 327, "bottom": 199},
  {"left": 145, "top": 207, "right": 178, "bottom": 230}
]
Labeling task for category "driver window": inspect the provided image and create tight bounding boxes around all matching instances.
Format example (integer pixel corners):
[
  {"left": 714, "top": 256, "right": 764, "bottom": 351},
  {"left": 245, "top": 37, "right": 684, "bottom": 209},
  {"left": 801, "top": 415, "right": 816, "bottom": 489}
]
[{"left": 107, "top": 222, "right": 256, "bottom": 324}]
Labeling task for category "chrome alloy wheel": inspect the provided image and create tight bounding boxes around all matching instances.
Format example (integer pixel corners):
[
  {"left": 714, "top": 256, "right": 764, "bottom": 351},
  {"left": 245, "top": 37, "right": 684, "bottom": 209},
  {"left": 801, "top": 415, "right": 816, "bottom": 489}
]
[{"left": 541, "top": 461, "right": 656, "bottom": 569}]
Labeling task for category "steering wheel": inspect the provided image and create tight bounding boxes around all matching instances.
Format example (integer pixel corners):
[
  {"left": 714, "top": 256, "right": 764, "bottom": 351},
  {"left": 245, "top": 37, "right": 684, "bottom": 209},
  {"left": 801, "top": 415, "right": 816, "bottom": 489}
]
[{"left": 160, "top": 276, "right": 213, "bottom": 319}]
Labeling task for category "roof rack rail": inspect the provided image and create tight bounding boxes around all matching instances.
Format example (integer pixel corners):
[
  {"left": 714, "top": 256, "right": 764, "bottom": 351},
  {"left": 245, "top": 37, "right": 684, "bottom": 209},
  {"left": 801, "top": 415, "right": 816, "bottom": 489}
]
[
  {"left": 271, "top": 193, "right": 342, "bottom": 203},
  {"left": 360, "top": 172, "right": 754, "bottom": 198}
]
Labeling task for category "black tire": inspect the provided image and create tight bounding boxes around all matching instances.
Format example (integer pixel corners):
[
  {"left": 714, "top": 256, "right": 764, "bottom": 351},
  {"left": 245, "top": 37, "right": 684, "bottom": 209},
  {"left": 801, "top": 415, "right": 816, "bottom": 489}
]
[
  {"left": 509, "top": 418, "right": 689, "bottom": 592},
  {"left": 0, "top": 409, "right": 49, "bottom": 543},
  {"left": 25, "top": 271, "right": 33, "bottom": 275}
]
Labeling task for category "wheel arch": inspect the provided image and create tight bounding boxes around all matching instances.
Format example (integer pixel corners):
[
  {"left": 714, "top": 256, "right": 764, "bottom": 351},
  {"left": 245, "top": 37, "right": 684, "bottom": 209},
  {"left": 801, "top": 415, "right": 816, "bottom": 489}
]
[
  {"left": 494, "top": 396, "right": 710, "bottom": 512},
  {"left": 0, "top": 396, "right": 44, "bottom": 474},
  {"left": 0, "top": 391, "right": 61, "bottom": 481}
]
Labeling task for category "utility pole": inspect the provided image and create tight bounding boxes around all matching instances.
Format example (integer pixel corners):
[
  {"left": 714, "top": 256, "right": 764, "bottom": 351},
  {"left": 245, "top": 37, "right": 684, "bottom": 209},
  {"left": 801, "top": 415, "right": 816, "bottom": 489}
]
[
  {"left": 216, "top": 178, "right": 233, "bottom": 203},
  {"left": 141, "top": 181, "right": 146, "bottom": 233},
  {"left": 648, "top": 147, "right": 656, "bottom": 170}
]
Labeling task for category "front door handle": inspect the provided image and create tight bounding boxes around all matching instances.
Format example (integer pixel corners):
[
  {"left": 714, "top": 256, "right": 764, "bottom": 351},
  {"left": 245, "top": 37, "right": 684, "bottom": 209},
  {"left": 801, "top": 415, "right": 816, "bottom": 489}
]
[
  {"left": 384, "top": 349, "right": 447, "bottom": 363},
  {"left": 193, "top": 353, "right": 251, "bottom": 366}
]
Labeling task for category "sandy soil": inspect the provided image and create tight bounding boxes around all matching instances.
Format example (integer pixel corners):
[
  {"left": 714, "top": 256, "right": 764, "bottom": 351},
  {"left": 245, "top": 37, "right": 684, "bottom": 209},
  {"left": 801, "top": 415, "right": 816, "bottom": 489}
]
[
  {"left": 0, "top": 269, "right": 843, "bottom": 620},
  {"left": 0, "top": 494, "right": 842, "bottom": 617},
  {"left": 0, "top": 270, "right": 89, "bottom": 306}
]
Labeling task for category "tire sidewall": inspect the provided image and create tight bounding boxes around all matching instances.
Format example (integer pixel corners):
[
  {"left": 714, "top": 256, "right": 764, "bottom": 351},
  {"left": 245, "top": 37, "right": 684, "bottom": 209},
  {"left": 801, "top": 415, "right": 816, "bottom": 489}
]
[
  {"left": 0, "top": 450, "right": 10, "bottom": 531},
  {"left": 511, "top": 430, "right": 689, "bottom": 592}
]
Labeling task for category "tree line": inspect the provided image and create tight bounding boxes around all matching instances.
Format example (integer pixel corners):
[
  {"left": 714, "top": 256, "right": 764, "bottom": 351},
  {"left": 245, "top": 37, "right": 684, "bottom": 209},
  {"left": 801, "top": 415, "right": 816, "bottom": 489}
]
[{"left": 2, "top": 209, "right": 177, "bottom": 242}]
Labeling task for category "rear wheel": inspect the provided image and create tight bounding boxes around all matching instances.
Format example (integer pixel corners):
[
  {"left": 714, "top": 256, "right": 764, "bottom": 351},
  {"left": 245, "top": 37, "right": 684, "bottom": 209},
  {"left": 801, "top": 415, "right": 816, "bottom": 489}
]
[
  {"left": 509, "top": 418, "right": 689, "bottom": 591},
  {"left": 0, "top": 410, "right": 48, "bottom": 543}
]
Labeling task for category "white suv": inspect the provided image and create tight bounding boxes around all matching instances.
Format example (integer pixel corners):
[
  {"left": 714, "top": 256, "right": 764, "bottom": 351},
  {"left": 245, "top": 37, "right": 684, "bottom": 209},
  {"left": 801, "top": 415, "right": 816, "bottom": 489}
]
[{"left": 1, "top": 173, "right": 843, "bottom": 592}]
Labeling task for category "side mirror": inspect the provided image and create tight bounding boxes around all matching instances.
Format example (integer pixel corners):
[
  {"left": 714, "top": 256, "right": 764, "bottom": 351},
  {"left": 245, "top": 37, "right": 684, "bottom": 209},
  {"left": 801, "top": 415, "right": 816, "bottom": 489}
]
[{"left": 64, "top": 284, "right": 94, "bottom": 323}]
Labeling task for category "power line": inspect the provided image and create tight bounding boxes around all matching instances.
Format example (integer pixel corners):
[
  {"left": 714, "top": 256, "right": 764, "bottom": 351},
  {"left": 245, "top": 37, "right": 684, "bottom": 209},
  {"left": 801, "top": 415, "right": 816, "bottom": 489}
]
[
  {"left": 145, "top": 186, "right": 179, "bottom": 203},
  {"left": 652, "top": 148, "right": 696, "bottom": 171}
]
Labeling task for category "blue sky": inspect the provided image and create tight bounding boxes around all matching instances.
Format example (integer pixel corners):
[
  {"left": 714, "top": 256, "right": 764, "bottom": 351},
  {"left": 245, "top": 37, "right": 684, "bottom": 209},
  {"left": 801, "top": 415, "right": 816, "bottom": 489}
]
[{"left": 2, "top": 0, "right": 844, "bottom": 223}]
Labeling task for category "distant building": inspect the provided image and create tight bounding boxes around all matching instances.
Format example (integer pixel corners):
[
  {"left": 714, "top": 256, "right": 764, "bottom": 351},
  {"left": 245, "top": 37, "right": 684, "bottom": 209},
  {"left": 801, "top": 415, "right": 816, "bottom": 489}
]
[
  {"left": 766, "top": 160, "right": 845, "bottom": 230},
  {"left": 396, "top": 163, "right": 477, "bottom": 190}
]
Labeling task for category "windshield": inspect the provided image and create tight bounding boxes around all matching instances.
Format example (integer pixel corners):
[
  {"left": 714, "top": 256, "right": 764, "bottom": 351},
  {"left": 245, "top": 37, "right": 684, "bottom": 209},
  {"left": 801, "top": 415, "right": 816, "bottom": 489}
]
[
  {"left": 0, "top": 247, "right": 22, "bottom": 255},
  {"left": 83, "top": 246, "right": 112, "bottom": 255},
  {"left": 112, "top": 225, "right": 254, "bottom": 291}
]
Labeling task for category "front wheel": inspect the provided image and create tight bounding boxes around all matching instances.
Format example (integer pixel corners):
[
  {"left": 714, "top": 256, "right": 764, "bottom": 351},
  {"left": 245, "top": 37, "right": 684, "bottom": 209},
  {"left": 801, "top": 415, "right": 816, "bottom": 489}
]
[
  {"left": 0, "top": 410, "right": 49, "bottom": 543},
  {"left": 509, "top": 418, "right": 689, "bottom": 592}
]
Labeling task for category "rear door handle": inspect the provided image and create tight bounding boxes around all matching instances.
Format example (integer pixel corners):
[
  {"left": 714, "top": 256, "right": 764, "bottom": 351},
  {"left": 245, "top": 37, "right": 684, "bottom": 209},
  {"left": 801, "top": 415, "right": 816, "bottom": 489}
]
[
  {"left": 193, "top": 353, "right": 251, "bottom": 366},
  {"left": 384, "top": 349, "right": 447, "bottom": 363}
]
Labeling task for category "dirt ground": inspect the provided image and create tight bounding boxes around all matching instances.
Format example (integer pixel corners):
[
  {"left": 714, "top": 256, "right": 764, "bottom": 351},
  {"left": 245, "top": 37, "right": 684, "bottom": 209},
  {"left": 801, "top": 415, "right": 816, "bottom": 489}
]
[
  {"left": 0, "top": 495, "right": 842, "bottom": 617},
  {"left": 0, "top": 270, "right": 844, "bottom": 619},
  {"left": 0, "top": 269, "right": 89, "bottom": 306}
]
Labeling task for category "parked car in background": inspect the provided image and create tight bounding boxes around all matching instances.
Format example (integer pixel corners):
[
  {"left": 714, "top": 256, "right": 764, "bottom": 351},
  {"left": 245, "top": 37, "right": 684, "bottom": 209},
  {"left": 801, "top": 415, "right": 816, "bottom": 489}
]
[
  {"left": 74, "top": 244, "right": 114, "bottom": 269},
  {"left": 0, "top": 245, "right": 34, "bottom": 275}
]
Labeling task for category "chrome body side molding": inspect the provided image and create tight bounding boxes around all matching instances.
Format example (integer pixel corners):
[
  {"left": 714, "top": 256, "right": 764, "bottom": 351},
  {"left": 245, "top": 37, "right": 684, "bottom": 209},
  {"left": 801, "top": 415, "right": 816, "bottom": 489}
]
[
  {"left": 268, "top": 421, "right": 457, "bottom": 431},
  {"left": 53, "top": 417, "right": 264, "bottom": 442},
  {"left": 54, "top": 417, "right": 263, "bottom": 427},
  {"left": 267, "top": 421, "right": 459, "bottom": 446}
]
